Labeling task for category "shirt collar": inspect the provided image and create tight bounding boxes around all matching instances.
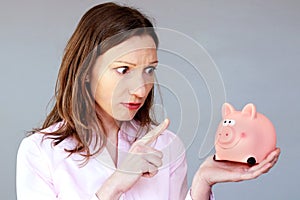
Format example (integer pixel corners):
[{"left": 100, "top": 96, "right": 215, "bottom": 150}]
[{"left": 119, "top": 120, "right": 144, "bottom": 143}]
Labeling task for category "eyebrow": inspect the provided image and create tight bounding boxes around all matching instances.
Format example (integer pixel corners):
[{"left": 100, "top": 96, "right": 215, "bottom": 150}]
[{"left": 113, "top": 60, "right": 159, "bottom": 66}]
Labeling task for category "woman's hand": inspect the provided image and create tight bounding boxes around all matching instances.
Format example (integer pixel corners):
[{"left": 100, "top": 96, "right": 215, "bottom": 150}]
[
  {"left": 96, "top": 119, "right": 170, "bottom": 200},
  {"left": 191, "top": 148, "right": 281, "bottom": 200}
]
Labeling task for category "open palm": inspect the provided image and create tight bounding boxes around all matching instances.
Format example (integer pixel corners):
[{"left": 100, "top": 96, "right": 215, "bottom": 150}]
[{"left": 200, "top": 148, "right": 280, "bottom": 185}]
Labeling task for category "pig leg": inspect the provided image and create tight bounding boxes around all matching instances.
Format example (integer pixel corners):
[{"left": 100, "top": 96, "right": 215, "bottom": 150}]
[
  {"left": 247, "top": 157, "right": 256, "bottom": 165},
  {"left": 213, "top": 154, "right": 220, "bottom": 161}
]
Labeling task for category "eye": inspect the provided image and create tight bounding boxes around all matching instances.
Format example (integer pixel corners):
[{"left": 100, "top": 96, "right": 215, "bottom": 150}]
[
  {"left": 223, "top": 120, "right": 228, "bottom": 126},
  {"left": 228, "top": 119, "right": 236, "bottom": 126},
  {"left": 144, "top": 66, "right": 156, "bottom": 75},
  {"left": 116, "top": 66, "right": 129, "bottom": 74}
]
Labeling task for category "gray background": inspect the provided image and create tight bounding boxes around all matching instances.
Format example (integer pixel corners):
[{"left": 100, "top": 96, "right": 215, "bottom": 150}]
[{"left": 1, "top": 0, "right": 299, "bottom": 199}]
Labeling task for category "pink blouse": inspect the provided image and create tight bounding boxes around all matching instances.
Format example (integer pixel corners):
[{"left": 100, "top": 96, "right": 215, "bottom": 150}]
[{"left": 16, "top": 121, "right": 214, "bottom": 200}]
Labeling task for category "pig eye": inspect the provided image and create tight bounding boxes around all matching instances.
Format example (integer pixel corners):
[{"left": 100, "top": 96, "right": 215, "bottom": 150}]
[
  {"left": 228, "top": 119, "right": 236, "bottom": 126},
  {"left": 223, "top": 120, "right": 228, "bottom": 126}
]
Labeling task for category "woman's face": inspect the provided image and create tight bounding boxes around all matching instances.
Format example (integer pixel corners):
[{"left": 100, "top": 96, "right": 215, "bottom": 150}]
[{"left": 90, "top": 35, "right": 157, "bottom": 122}]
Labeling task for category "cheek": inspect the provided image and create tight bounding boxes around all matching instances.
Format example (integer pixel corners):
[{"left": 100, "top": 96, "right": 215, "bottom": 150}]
[
  {"left": 145, "top": 83, "right": 154, "bottom": 94},
  {"left": 145, "top": 83, "right": 154, "bottom": 99},
  {"left": 93, "top": 75, "right": 119, "bottom": 104},
  {"left": 241, "top": 132, "right": 247, "bottom": 138}
]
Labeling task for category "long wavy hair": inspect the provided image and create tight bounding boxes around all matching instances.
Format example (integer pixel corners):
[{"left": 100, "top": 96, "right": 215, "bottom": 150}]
[{"left": 33, "top": 2, "right": 159, "bottom": 162}]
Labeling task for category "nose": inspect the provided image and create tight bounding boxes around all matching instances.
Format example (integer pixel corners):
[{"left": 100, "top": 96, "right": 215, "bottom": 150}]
[
  {"left": 129, "top": 84, "right": 147, "bottom": 98},
  {"left": 128, "top": 76, "right": 147, "bottom": 98}
]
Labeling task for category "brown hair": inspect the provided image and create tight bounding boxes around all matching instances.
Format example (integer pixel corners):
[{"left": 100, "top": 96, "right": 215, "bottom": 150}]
[{"left": 34, "top": 2, "right": 159, "bottom": 161}]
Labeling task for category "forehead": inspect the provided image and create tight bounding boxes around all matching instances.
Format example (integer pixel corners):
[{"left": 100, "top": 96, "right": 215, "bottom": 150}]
[
  {"left": 100, "top": 35, "right": 157, "bottom": 66},
  {"left": 115, "top": 48, "right": 157, "bottom": 65}
]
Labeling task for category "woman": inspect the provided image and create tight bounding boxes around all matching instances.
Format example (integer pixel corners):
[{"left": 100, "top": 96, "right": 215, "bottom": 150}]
[{"left": 16, "top": 2, "right": 280, "bottom": 200}]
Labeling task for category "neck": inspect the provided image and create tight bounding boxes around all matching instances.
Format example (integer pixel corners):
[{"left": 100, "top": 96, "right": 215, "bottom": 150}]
[
  {"left": 95, "top": 105, "right": 121, "bottom": 143},
  {"left": 97, "top": 110, "right": 121, "bottom": 167}
]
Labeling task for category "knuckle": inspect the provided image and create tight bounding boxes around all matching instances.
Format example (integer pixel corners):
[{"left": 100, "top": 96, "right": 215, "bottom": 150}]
[
  {"left": 157, "top": 151, "right": 163, "bottom": 158},
  {"left": 157, "top": 160, "right": 163, "bottom": 167},
  {"left": 131, "top": 143, "right": 145, "bottom": 153}
]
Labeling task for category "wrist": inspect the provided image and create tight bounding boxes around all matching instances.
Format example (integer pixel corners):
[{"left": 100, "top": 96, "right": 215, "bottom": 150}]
[
  {"left": 96, "top": 173, "right": 123, "bottom": 200},
  {"left": 191, "top": 169, "right": 212, "bottom": 200}
]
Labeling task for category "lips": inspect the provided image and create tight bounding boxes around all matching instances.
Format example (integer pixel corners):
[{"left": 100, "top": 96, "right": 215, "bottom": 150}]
[{"left": 121, "top": 102, "right": 142, "bottom": 110}]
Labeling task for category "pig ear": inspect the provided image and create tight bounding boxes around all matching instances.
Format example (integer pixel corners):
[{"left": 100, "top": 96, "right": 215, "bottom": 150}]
[
  {"left": 222, "top": 103, "right": 235, "bottom": 118},
  {"left": 242, "top": 103, "right": 257, "bottom": 119}
]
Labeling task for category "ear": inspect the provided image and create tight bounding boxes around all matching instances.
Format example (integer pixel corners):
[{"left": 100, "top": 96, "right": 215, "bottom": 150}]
[
  {"left": 242, "top": 103, "right": 257, "bottom": 119},
  {"left": 222, "top": 103, "right": 235, "bottom": 118},
  {"left": 85, "top": 74, "right": 90, "bottom": 83}
]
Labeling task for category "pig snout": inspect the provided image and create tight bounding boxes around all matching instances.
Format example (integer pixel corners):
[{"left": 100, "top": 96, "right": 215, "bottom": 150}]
[
  {"left": 218, "top": 126, "right": 235, "bottom": 143},
  {"left": 216, "top": 126, "right": 240, "bottom": 149}
]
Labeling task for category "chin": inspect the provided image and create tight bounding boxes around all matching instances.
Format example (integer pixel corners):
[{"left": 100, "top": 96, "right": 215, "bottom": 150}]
[{"left": 114, "top": 113, "right": 136, "bottom": 121}]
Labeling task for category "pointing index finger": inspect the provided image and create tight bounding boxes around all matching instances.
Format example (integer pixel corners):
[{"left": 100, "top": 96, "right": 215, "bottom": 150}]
[{"left": 138, "top": 118, "right": 170, "bottom": 145}]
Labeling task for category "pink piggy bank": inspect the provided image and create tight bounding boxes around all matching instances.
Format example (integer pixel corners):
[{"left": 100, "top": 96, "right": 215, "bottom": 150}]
[{"left": 214, "top": 103, "right": 276, "bottom": 165}]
